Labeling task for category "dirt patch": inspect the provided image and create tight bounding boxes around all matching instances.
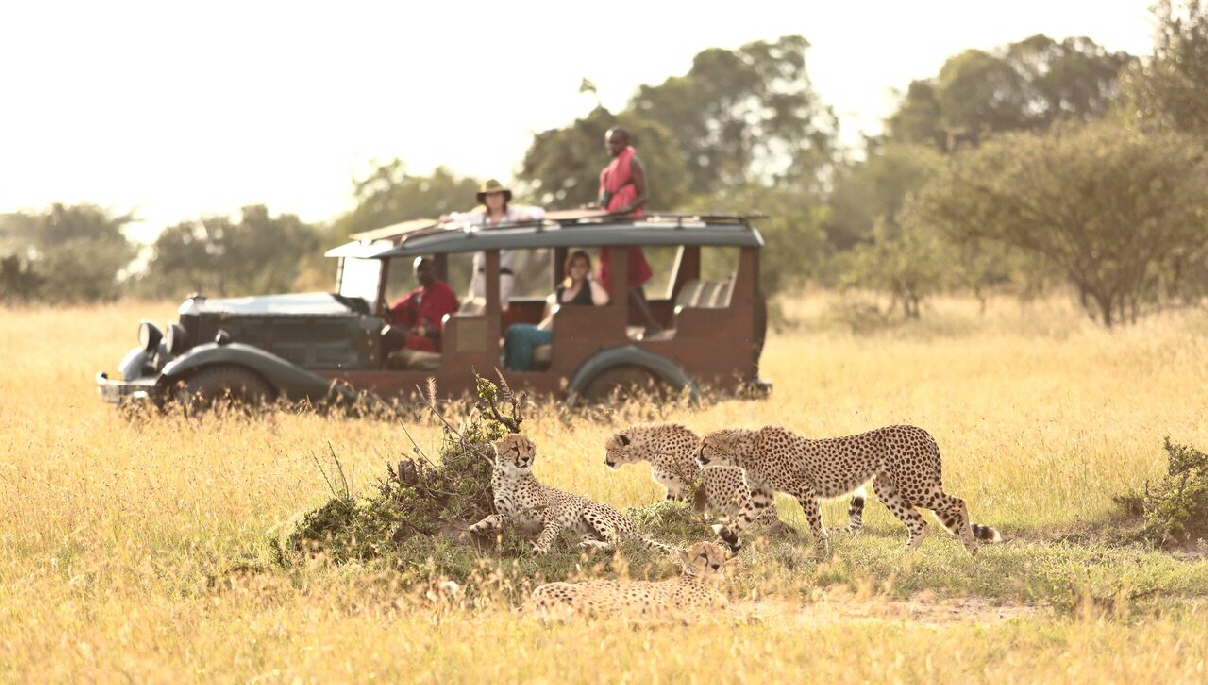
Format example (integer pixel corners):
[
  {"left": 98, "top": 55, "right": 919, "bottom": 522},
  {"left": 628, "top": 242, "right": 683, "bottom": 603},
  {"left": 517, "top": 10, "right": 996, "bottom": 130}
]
[{"left": 733, "top": 590, "right": 1043, "bottom": 626}]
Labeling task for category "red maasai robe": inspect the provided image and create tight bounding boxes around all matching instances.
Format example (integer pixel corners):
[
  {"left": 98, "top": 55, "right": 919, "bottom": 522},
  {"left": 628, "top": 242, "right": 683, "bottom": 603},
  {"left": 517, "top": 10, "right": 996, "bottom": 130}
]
[{"left": 598, "top": 145, "right": 654, "bottom": 290}]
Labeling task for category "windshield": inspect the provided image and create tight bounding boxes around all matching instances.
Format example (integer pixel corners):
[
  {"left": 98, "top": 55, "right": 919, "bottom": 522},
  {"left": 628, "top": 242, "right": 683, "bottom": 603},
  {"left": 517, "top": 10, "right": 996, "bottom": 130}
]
[{"left": 336, "top": 257, "right": 382, "bottom": 303}]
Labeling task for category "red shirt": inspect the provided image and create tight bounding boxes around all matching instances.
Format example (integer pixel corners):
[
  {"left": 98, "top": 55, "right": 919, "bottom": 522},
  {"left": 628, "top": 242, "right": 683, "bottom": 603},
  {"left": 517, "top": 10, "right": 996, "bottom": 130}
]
[
  {"left": 600, "top": 146, "right": 643, "bottom": 218},
  {"left": 390, "top": 280, "right": 459, "bottom": 341}
]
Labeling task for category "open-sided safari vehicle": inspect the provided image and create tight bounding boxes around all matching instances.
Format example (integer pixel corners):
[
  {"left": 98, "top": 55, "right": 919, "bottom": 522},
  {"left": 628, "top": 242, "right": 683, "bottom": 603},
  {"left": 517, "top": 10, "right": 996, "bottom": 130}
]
[{"left": 97, "top": 213, "right": 771, "bottom": 407}]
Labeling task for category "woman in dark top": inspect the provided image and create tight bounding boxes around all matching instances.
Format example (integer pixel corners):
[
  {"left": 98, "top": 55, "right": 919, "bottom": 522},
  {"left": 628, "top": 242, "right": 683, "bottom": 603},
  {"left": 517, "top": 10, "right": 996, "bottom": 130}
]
[{"left": 504, "top": 250, "right": 608, "bottom": 370}]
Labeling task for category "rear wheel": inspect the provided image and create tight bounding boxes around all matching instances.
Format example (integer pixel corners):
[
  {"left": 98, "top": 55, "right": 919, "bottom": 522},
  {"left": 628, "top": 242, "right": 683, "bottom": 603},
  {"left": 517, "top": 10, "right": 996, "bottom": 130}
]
[
  {"left": 579, "top": 364, "right": 662, "bottom": 403},
  {"left": 175, "top": 365, "right": 273, "bottom": 411}
]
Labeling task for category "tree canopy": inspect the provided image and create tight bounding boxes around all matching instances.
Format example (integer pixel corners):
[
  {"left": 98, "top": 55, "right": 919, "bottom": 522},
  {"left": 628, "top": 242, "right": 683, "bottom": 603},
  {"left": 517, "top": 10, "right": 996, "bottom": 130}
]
[
  {"left": 1126, "top": 0, "right": 1208, "bottom": 136},
  {"left": 0, "top": 203, "right": 136, "bottom": 302},
  {"left": 518, "top": 107, "right": 687, "bottom": 210},
  {"left": 887, "top": 34, "right": 1134, "bottom": 149},
  {"left": 629, "top": 35, "right": 837, "bottom": 194},
  {"left": 144, "top": 205, "right": 320, "bottom": 298},
  {"left": 906, "top": 120, "right": 1208, "bottom": 327}
]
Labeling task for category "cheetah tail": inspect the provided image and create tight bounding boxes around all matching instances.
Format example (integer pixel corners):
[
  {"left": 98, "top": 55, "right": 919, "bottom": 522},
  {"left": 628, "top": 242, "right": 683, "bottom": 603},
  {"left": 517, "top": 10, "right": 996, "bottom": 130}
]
[{"left": 972, "top": 523, "right": 1003, "bottom": 543}]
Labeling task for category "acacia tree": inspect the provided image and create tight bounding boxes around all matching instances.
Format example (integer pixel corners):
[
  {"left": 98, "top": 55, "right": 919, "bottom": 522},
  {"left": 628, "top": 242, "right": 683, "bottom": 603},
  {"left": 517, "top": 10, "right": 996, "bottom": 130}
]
[{"left": 906, "top": 120, "right": 1208, "bottom": 327}]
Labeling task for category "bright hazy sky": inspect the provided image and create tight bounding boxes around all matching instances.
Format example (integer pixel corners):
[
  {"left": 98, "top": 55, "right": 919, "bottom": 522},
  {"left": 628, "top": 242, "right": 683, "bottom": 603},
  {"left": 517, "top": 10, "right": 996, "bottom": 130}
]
[{"left": 1, "top": 0, "right": 1156, "bottom": 243}]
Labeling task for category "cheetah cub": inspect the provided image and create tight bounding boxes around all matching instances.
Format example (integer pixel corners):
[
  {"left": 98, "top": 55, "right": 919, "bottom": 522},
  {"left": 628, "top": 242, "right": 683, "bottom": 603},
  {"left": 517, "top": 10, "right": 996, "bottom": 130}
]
[
  {"left": 469, "top": 434, "right": 678, "bottom": 555},
  {"left": 604, "top": 424, "right": 867, "bottom": 532},
  {"left": 697, "top": 425, "right": 1002, "bottom": 555},
  {"left": 529, "top": 541, "right": 730, "bottom": 620}
]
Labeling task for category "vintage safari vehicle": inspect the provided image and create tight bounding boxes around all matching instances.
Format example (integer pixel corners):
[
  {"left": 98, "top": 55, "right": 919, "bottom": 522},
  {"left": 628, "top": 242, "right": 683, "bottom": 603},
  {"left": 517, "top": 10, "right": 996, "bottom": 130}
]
[{"left": 97, "top": 213, "right": 771, "bottom": 406}]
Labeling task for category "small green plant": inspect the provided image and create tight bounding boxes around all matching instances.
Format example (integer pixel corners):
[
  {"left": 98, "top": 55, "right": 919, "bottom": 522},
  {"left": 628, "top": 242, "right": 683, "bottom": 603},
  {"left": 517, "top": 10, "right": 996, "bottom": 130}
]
[{"left": 1116, "top": 437, "right": 1208, "bottom": 548}]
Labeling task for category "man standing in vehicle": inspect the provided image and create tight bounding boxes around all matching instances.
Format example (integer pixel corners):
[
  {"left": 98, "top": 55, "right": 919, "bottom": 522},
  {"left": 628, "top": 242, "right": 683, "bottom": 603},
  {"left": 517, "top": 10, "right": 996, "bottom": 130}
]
[
  {"left": 383, "top": 257, "right": 459, "bottom": 353},
  {"left": 597, "top": 127, "right": 662, "bottom": 335}
]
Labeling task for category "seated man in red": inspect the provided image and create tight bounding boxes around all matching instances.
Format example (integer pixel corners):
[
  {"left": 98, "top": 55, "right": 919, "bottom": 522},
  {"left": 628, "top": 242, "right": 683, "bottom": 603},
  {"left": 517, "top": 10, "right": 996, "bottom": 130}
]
[{"left": 382, "top": 257, "right": 459, "bottom": 354}]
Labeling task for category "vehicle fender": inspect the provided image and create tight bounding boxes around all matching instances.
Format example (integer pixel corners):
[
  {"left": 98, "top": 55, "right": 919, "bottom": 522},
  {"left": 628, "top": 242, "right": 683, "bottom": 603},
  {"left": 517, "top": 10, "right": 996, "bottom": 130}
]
[
  {"left": 160, "top": 342, "right": 355, "bottom": 402},
  {"left": 118, "top": 347, "right": 151, "bottom": 382},
  {"left": 568, "top": 345, "right": 700, "bottom": 401}
]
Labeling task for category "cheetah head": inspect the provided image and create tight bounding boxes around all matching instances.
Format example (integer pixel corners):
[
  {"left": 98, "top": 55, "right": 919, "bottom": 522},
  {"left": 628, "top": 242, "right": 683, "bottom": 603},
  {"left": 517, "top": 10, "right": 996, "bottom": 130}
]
[
  {"left": 491, "top": 433, "right": 537, "bottom": 474},
  {"left": 695, "top": 429, "right": 749, "bottom": 469},
  {"left": 679, "top": 540, "right": 732, "bottom": 578},
  {"left": 603, "top": 430, "right": 642, "bottom": 469}
]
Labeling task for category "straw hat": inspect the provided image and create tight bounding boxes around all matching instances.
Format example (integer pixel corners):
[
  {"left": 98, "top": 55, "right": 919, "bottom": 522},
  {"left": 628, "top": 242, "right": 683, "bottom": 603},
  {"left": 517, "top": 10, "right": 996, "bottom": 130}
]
[{"left": 476, "top": 179, "right": 513, "bottom": 203}]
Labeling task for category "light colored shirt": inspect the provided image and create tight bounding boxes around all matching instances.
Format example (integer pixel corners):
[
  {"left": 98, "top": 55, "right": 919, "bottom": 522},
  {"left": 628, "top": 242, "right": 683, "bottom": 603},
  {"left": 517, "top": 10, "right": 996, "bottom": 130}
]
[{"left": 452, "top": 205, "right": 545, "bottom": 304}]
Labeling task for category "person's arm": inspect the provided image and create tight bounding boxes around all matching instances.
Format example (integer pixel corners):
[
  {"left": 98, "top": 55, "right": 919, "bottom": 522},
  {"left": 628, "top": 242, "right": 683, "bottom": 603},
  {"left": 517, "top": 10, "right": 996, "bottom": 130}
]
[
  {"left": 617, "top": 156, "right": 648, "bottom": 214},
  {"left": 537, "top": 294, "right": 557, "bottom": 331},
  {"left": 596, "top": 167, "right": 608, "bottom": 209},
  {"left": 390, "top": 292, "right": 416, "bottom": 327},
  {"left": 588, "top": 279, "right": 610, "bottom": 305},
  {"left": 426, "top": 284, "right": 459, "bottom": 336}
]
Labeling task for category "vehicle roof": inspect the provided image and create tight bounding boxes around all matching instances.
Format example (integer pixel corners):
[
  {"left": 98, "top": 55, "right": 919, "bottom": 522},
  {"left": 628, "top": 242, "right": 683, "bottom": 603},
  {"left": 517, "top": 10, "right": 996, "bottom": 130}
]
[{"left": 324, "top": 213, "right": 765, "bottom": 260}]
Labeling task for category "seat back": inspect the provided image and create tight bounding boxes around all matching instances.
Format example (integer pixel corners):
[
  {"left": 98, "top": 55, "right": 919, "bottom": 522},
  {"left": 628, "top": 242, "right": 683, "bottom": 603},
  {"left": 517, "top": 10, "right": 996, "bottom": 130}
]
[
  {"left": 710, "top": 278, "right": 734, "bottom": 307},
  {"left": 673, "top": 280, "right": 703, "bottom": 312},
  {"left": 456, "top": 298, "right": 486, "bottom": 317}
]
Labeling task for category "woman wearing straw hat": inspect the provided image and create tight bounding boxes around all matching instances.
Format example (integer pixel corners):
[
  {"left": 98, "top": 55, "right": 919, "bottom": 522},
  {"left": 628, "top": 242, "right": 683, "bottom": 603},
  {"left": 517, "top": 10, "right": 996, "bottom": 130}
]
[{"left": 443, "top": 179, "right": 544, "bottom": 310}]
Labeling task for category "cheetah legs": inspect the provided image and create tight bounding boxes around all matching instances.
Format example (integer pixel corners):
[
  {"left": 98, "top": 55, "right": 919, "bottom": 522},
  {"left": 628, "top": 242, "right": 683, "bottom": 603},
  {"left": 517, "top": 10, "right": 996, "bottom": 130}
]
[
  {"left": 872, "top": 474, "right": 929, "bottom": 550},
  {"left": 713, "top": 484, "right": 775, "bottom": 553},
  {"left": 927, "top": 491, "right": 979, "bottom": 553},
  {"left": 532, "top": 518, "right": 566, "bottom": 554},
  {"left": 784, "top": 483, "right": 830, "bottom": 556},
  {"left": 579, "top": 511, "right": 625, "bottom": 552},
  {"left": 468, "top": 514, "right": 505, "bottom": 535}
]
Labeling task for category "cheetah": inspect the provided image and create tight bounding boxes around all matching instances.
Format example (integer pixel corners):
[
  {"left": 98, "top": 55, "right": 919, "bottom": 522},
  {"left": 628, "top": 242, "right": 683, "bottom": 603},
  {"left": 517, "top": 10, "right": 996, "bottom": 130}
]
[
  {"left": 603, "top": 424, "right": 866, "bottom": 532},
  {"left": 696, "top": 425, "right": 1001, "bottom": 555},
  {"left": 529, "top": 540, "right": 730, "bottom": 619},
  {"left": 469, "top": 434, "right": 677, "bottom": 555}
]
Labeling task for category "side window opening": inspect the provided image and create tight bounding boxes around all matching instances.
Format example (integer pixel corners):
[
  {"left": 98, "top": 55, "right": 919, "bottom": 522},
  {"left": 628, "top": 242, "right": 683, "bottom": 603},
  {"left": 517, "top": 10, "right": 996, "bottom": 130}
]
[{"left": 699, "top": 247, "right": 739, "bottom": 307}]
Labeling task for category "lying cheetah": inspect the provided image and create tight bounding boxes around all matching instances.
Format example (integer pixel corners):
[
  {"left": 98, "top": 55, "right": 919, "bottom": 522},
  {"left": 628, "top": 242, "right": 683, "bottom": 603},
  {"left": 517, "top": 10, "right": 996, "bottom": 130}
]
[
  {"left": 529, "top": 540, "right": 730, "bottom": 619},
  {"left": 469, "top": 434, "right": 677, "bottom": 555},
  {"left": 696, "top": 425, "right": 1001, "bottom": 555},
  {"left": 604, "top": 424, "right": 866, "bottom": 532}
]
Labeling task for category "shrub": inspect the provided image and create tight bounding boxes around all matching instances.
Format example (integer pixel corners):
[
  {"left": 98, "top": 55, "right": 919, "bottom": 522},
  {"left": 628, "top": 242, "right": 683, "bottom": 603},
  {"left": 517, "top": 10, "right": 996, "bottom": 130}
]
[{"left": 1116, "top": 437, "right": 1208, "bottom": 547}]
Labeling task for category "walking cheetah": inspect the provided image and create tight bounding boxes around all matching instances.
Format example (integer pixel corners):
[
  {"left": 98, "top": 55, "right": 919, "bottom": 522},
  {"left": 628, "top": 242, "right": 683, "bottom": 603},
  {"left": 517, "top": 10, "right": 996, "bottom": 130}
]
[
  {"left": 529, "top": 540, "right": 730, "bottom": 619},
  {"left": 696, "top": 425, "right": 1001, "bottom": 555},
  {"left": 469, "top": 434, "right": 677, "bottom": 555},
  {"left": 603, "top": 424, "right": 866, "bottom": 532}
]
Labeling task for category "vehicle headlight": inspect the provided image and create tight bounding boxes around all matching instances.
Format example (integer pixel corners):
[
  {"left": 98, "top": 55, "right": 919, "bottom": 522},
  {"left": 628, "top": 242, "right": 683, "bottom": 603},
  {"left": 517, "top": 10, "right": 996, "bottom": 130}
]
[
  {"left": 138, "top": 320, "right": 163, "bottom": 352},
  {"left": 165, "top": 322, "right": 190, "bottom": 354}
]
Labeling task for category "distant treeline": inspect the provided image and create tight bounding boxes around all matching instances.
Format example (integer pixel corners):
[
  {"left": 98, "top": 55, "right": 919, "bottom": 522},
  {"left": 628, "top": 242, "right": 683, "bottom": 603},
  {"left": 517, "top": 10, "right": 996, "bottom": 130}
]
[{"left": 3, "top": 1, "right": 1206, "bottom": 328}]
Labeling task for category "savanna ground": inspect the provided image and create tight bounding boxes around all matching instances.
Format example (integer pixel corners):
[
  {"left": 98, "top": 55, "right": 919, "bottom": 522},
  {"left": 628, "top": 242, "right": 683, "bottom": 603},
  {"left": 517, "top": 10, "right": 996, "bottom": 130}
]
[{"left": 2, "top": 296, "right": 1208, "bottom": 683}]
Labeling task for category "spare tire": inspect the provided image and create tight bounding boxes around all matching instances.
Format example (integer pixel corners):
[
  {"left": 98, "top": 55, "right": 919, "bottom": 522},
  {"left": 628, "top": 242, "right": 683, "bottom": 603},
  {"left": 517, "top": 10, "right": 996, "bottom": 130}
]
[{"left": 175, "top": 365, "right": 274, "bottom": 410}]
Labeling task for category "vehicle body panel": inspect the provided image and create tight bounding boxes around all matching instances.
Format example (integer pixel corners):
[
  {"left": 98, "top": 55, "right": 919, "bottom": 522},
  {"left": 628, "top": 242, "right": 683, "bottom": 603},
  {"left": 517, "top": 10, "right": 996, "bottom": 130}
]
[{"left": 98, "top": 213, "right": 771, "bottom": 406}]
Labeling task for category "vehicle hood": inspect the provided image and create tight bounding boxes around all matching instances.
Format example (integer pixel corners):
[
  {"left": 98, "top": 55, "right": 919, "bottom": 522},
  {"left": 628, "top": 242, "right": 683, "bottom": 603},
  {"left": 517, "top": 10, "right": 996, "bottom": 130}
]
[{"left": 179, "top": 292, "right": 357, "bottom": 317}]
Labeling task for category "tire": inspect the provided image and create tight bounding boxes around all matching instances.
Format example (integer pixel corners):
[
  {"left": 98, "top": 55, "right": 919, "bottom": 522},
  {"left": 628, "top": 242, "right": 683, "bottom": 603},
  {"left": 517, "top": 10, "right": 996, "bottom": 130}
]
[
  {"left": 579, "top": 364, "right": 660, "bottom": 403},
  {"left": 175, "top": 365, "right": 274, "bottom": 411}
]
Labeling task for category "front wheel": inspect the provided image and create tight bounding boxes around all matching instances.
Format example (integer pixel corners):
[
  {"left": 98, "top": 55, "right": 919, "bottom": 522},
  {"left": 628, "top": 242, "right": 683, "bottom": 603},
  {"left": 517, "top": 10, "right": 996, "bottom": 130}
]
[{"left": 174, "top": 365, "right": 273, "bottom": 411}]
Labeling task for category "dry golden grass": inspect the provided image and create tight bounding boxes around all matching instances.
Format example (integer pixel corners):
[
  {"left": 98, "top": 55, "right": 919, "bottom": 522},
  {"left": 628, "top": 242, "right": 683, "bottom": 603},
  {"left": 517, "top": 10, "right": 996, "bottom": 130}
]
[{"left": 2, "top": 296, "right": 1208, "bottom": 683}]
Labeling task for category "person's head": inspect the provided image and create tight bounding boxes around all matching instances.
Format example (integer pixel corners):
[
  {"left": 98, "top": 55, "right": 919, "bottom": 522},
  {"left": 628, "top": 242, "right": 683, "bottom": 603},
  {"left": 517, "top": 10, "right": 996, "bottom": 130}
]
[
  {"left": 413, "top": 256, "right": 436, "bottom": 287},
  {"left": 563, "top": 250, "right": 592, "bottom": 287},
  {"left": 476, "top": 179, "right": 512, "bottom": 216},
  {"left": 605, "top": 127, "right": 630, "bottom": 157}
]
